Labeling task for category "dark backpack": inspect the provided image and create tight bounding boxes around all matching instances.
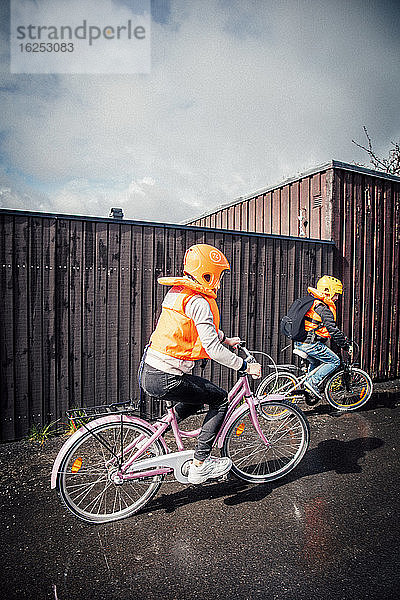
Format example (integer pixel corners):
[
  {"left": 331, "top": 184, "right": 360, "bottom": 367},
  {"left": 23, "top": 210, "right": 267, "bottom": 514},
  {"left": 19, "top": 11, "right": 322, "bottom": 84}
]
[{"left": 280, "top": 295, "right": 318, "bottom": 342}]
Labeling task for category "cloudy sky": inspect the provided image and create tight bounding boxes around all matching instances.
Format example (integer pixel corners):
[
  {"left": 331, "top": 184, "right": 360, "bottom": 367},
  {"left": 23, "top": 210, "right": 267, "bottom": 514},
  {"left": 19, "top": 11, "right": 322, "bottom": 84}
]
[{"left": 1, "top": 0, "right": 399, "bottom": 224}]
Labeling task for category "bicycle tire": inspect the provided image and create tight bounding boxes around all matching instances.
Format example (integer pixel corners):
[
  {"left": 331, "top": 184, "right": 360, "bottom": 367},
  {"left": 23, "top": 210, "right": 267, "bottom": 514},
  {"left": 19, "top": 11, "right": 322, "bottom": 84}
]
[
  {"left": 325, "top": 367, "right": 373, "bottom": 410},
  {"left": 221, "top": 400, "right": 310, "bottom": 483},
  {"left": 57, "top": 421, "right": 166, "bottom": 523},
  {"left": 256, "top": 372, "right": 301, "bottom": 418}
]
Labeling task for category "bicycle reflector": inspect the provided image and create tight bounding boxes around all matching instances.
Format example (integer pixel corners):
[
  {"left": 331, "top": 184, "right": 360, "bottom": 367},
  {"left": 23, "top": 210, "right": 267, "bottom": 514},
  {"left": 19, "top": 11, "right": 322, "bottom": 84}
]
[
  {"left": 71, "top": 457, "right": 83, "bottom": 473},
  {"left": 235, "top": 423, "right": 245, "bottom": 436}
]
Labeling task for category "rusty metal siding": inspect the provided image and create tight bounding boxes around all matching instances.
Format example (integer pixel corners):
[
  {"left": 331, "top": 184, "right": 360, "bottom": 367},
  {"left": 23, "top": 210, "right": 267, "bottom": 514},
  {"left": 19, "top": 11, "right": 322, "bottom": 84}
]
[
  {"left": 188, "top": 168, "right": 332, "bottom": 240},
  {"left": 332, "top": 168, "right": 400, "bottom": 381},
  {"left": 0, "top": 209, "right": 334, "bottom": 441},
  {"left": 187, "top": 162, "right": 400, "bottom": 381}
]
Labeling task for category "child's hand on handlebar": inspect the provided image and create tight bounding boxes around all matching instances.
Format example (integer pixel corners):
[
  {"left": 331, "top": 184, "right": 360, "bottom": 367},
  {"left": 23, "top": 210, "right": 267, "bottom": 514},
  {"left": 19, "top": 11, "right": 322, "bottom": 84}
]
[
  {"left": 246, "top": 362, "right": 262, "bottom": 379},
  {"left": 224, "top": 336, "right": 241, "bottom": 349}
]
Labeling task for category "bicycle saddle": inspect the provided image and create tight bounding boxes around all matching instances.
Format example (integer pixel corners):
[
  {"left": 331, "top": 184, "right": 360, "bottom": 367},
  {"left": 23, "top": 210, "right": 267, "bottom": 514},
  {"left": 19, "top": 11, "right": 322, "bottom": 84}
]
[{"left": 293, "top": 348, "right": 309, "bottom": 359}]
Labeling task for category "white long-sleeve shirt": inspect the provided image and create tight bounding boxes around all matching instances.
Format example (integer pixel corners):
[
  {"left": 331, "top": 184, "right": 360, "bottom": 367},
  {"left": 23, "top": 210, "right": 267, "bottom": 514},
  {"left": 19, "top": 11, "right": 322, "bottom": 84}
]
[{"left": 145, "top": 293, "right": 244, "bottom": 375}]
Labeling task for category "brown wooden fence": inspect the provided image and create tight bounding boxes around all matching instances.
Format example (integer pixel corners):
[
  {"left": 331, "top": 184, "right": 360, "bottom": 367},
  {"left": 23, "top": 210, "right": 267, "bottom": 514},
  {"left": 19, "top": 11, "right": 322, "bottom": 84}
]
[{"left": 0, "top": 209, "right": 335, "bottom": 440}]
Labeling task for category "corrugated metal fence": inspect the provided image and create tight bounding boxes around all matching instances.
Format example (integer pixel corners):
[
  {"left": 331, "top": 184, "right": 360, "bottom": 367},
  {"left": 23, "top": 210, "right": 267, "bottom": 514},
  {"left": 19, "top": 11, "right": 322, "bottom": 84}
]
[
  {"left": 189, "top": 168, "right": 332, "bottom": 240},
  {"left": 332, "top": 168, "right": 400, "bottom": 381},
  {"left": 0, "top": 210, "right": 334, "bottom": 441},
  {"left": 186, "top": 162, "right": 400, "bottom": 383}
]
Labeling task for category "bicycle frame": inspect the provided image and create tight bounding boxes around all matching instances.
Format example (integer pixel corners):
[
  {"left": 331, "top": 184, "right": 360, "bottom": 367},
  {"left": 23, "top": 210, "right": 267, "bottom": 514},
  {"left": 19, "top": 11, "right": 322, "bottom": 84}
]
[
  {"left": 51, "top": 375, "right": 283, "bottom": 488},
  {"left": 272, "top": 362, "right": 327, "bottom": 397},
  {"left": 269, "top": 357, "right": 357, "bottom": 398}
]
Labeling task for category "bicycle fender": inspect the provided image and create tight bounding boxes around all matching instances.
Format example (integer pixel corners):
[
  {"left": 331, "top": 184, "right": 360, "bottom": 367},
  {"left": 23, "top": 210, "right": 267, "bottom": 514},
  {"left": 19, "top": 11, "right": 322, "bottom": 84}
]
[
  {"left": 50, "top": 415, "right": 167, "bottom": 489},
  {"left": 216, "top": 394, "right": 285, "bottom": 449}
]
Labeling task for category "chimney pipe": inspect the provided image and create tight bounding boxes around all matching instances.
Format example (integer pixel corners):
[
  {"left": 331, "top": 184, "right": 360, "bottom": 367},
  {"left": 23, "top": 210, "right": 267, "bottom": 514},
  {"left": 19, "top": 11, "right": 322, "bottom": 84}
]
[{"left": 109, "top": 207, "right": 124, "bottom": 219}]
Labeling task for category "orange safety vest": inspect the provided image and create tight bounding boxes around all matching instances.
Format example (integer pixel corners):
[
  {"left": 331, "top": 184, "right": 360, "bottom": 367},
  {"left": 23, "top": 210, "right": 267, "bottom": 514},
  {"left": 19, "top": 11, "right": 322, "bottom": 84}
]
[
  {"left": 304, "top": 287, "right": 337, "bottom": 339},
  {"left": 149, "top": 276, "right": 220, "bottom": 360}
]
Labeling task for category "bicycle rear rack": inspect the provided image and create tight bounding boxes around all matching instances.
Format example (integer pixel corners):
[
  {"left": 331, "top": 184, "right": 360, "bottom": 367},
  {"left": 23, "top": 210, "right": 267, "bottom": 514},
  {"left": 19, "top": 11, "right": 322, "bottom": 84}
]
[
  {"left": 65, "top": 401, "right": 144, "bottom": 465},
  {"left": 66, "top": 401, "right": 141, "bottom": 423},
  {"left": 66, "top": 399, "right": 208, "bottom": 430}
]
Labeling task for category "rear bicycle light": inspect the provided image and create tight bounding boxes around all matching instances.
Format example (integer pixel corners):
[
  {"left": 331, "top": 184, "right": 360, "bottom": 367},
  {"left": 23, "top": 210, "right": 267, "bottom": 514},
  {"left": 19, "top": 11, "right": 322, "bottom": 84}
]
[
  {"left": 71, "top": 457, "right": 83, "bottom": 473},
  {"left": 235, "top": 423, "right": 245, "bottom": 436}
]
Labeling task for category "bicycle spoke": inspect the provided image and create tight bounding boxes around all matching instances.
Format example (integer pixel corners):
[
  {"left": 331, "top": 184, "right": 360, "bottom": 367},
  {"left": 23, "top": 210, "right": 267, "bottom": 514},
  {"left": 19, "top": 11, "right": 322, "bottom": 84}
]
[
  {"left": 326, "top": 368, "right": 372, "bottom": 410},
  {"left": 58, "top": 422, "right": 165, "bottom": 522},
  {"left": 223, "top": 402, "right": 309, "bottom": 483},
  {"left": 67, "top": 471, "right": 108, "bottom": 496},
  {"left": 82, "top": 479, "right": 113, "bottom": 513}
]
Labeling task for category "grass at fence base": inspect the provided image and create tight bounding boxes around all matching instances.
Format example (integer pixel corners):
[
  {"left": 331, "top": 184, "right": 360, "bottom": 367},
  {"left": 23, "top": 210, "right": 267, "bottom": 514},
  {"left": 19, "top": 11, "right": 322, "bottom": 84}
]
[{"left": 27, "top": 420, "right": 64, "bottom": 444}]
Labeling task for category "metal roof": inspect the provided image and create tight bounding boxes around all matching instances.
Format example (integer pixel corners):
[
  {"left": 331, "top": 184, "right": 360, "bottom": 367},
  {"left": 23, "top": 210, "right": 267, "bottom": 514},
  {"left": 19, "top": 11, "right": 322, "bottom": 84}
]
[{"left": 182, "top": 160, "right": 400, "bottom": 224}]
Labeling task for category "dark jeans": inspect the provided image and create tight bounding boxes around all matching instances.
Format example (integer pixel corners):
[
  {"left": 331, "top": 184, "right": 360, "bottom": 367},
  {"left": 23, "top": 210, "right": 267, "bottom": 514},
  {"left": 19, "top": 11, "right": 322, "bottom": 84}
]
[{"left": 140, "top": 363, "right": 228, "bottom": 461}]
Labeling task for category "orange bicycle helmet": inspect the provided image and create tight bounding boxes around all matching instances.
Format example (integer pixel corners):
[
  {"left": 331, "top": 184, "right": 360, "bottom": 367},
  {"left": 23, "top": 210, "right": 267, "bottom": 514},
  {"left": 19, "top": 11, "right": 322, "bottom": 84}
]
[
  {"left": 316, "top": 275, "right": 343, "bottom": 298},
  {"left": 184, "top": 244, "right": 230, "bottom": 291}
]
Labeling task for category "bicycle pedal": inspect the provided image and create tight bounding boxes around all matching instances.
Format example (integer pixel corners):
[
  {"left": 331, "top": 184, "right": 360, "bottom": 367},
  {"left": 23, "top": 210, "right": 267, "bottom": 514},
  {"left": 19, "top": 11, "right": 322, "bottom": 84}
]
[
  {"left": 210, "top": 473, "right": 230, "bottom": 483},
  {"left": 303, "top": 392, "right": 320, "bottom": 406},
  {"left": 305, "top": 397, "right": 320, "bottom": 406}
]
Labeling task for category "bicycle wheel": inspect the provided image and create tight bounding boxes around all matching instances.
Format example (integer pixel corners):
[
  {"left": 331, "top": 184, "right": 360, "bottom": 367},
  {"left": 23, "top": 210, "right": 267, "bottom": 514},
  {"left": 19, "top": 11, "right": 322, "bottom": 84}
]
[
  {"left": 325, "top": 367, "right": 373, "bottom": 410},
  {"left": 57, "top": 421, "right": 166, "bottom": 523},
  {"left": 222, "top": 400, "right": 310, "bottom": 483},
  {"left": 256, "top": 372, "right": 300, "bottom": 418}
]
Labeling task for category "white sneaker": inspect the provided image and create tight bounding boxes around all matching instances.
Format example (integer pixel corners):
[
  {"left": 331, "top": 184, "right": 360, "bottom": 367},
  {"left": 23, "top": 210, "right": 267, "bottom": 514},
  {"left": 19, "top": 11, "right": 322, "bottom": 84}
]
[
  {"left": 187, "top": 456, "right": 232, "bottom": 484},
  {"left": 304, "top": 380, "right": 323, "bottom": 400}
]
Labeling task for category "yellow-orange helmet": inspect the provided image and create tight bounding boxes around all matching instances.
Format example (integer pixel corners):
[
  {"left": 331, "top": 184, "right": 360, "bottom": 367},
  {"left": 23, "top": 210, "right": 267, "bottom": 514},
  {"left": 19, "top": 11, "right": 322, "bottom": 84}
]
[
  {"left": 184, "top": 244, "right": 230, "bottom": 291},
  {"left": 316, "top": 275, "right": 343, "bottom": 298}
]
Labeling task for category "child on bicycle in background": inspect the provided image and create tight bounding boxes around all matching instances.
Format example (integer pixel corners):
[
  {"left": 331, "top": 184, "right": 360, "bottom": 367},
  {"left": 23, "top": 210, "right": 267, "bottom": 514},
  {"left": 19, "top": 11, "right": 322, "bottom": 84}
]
[
  {"left": 295, "top": 275, "right": 353, "bottom": 400},
  {"left": 139, "top": 244, "right": 261, "bottom": 484}
]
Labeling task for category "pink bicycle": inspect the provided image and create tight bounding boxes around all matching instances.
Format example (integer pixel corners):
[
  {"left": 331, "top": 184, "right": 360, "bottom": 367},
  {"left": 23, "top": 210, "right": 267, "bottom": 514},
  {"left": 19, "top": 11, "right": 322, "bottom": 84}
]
[{"left": 51, "top": 346, "right": 310, "bottom": 523}]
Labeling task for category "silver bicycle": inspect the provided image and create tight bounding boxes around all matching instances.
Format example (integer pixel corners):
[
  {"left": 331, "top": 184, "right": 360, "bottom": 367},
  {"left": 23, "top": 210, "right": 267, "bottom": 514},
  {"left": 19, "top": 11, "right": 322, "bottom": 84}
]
[{"left": 256, "top": 342, "right": 373, "bottom": 417}]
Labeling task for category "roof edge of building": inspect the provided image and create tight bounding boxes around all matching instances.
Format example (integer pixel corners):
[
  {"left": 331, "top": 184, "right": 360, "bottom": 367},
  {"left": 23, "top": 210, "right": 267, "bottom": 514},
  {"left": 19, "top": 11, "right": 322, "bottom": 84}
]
[{"left": 182, "top": 160, "right": 400, "bottom": 224}]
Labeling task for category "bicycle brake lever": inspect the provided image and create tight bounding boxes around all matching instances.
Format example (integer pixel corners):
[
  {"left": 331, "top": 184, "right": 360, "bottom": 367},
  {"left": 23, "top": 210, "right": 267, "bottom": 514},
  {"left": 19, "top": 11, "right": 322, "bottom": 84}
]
[
  {"left": 238, "top": 342, "right": 251, "bottom": 357},
  {"left": 237, "top": 342, "right": 261, "bottom": 379}
]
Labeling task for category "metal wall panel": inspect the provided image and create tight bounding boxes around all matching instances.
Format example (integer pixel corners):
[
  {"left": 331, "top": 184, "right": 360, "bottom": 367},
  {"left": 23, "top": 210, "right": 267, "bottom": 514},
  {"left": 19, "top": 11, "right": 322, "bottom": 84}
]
[
  {"left": 187, "top": 163, "right": 400, "bottom": 382},
  {"left": 0, "top": 210, "right": 334, "bottom": 440},
  {"left": 187, "top": 167, "right": 332, "bottom": 240},
  {"left": 332, "top": 168, "right": 400, "bottom": 381}
]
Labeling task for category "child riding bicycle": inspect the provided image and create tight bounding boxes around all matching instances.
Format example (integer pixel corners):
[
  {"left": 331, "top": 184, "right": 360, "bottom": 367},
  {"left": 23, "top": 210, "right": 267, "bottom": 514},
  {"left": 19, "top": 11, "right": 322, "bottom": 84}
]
[
  {"left": 294, "top": 276, "right": 353, "bottom": 400},
  {"left": 139, "top": 244, "right": 261, "bottom": 484}
]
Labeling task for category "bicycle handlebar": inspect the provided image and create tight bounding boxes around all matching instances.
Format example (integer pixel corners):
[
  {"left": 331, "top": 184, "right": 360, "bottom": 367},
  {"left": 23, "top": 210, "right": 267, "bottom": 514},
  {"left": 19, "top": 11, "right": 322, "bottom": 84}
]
[
  {"left": 238, "top": 342, "right": 253, "bottom": 359},
  {"left": 342, "top": 340, "right": 360, "bottom": 364},
  {"left": 237, "top": 342, "right": 259, "bottom": 379},
  {"left": 237, "top": 342, "right": 278, "bottom": 381},
  {"left": 237, "top": 341, "right": 259, "bottom": 364}
]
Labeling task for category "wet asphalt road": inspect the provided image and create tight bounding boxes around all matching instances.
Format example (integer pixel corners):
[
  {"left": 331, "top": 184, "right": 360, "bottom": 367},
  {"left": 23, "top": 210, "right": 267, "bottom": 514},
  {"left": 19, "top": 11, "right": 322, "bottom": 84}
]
[{"left": 1, "top": 385, "right": 399, "bottom": 600}]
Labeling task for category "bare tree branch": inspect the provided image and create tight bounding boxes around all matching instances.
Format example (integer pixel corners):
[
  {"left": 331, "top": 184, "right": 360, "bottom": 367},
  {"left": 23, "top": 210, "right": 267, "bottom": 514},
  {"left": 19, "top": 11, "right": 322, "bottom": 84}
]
[{"left": 352, "top": 126, "right": 400, "bottom": 175}]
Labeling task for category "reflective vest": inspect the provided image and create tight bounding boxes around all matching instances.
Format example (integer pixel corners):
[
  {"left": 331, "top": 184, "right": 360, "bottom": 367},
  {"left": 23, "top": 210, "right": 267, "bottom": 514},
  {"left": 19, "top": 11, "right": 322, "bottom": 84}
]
[
  {"left": 150, "top": 277, "right": 220, "bottom": 360},
  {"left": 304, "top": 287, "right": 337, "bottom": 339}
]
